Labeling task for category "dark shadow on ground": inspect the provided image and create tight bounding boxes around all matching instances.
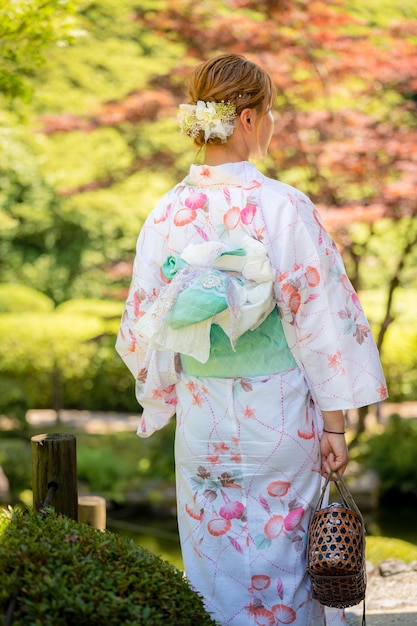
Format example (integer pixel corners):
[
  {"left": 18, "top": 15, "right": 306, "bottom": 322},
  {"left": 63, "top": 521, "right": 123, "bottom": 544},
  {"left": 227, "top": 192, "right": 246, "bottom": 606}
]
[{"left": 347, "top": 611, "right": 417, "bottom": 625}]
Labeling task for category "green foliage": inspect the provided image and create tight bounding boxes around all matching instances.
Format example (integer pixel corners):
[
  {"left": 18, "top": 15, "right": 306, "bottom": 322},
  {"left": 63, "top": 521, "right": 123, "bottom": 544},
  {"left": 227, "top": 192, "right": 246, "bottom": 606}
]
[
  {"left": 41, "top": 127, "right": 135, "bottom": 189},
  {"left": 32, "top": 0, "right": 184, "bottom": 114},
  {"left": 0, "top": 439, "right": 32, "bottom": 498},
  {"left": 357, "top": 287, "right": 417, "bottom": 401},
  {"left": 56, "top": 297, "right": 122, "bottom": 318},
  {"left": 75, "top": 428, "right": 175, "bottom": 505},
  {"left": 346, "top": 0, "right": 417, "bottom": 26},
  {"left": 0, "top": 507, "right": 217, "bottom": 625},
  {"left": 366, "top": 536, "right": 417, "bottom": 564},
  {"left": 0, "top": 425, "right": 176, "bottom": 506},
  {"left": 358, "top": 218, "right": 417, "bottom": 292},
  {"left": 380, "top": 324, "right": 417, "bottom": 401},
  {"left": 0, "top": 308, "right": 138, "bottom": 420},
  {"left": 0, "top": 283, "right": 54, "bottom": 313},
  {"left": 357, "top": 415, "right": 417, "bottom": 496},
  {"left": 0, "top": 121, "right": 178, "bottom": 303},
  {"left": 77, "top": 443, "right": 136, "bottom": 501},
  {"left": 0, "top": 0, "right": 81, "bottom": 100},
  {"left": 0, "top": 124, "right": 76, "bottom": 302},
  {"left": 0, "top": 124, "right": 57, "bottom": 239}
]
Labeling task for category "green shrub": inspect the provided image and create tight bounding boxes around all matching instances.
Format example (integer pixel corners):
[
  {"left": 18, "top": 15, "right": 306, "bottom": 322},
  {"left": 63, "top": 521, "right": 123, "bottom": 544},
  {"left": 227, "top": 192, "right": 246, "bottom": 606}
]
[
  {"left": 0, "top": 507, "right": 217, "bottom": 625},
  {"left": 0, "top": 309, "right": 138, "bottom": 420},
  {"left": 0, "top": 283, "right": 54, "bottom": 313},
  {"left": 0, "top": 439, "right": 32, "bottom": 498},
  {"left": 56, "top": 298, "right": 123, "bottom": 320},
  {"left": 77, "top": 443, "right": 136, "bottom": 501},
  {"left": 380, "top": 325, "right": 417, "bottom": 401},
  {"left": 77, "top": 426, "right": 176, "bottom": 504},
  {"left": 0, "top": 427, "right": 176, "bottom": 507},
  {"left": 357, "top": 415, "right": 417, "bottom": 496}
]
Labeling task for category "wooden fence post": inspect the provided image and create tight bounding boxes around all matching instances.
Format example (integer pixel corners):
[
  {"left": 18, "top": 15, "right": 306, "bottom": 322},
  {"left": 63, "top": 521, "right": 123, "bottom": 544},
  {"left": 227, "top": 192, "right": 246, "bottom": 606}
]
[
  {"left": 78, "top": 495, "right": 106, "bottom": 531},
  {"left": 31, "top": 433, "right": 78, "bottom": 521}
]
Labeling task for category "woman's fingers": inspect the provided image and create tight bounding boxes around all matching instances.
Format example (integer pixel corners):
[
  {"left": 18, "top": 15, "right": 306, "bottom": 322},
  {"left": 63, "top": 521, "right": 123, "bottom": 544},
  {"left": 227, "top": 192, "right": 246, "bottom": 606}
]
[{"left": 320, "top": 432, "right": 349, "bottom": 477}]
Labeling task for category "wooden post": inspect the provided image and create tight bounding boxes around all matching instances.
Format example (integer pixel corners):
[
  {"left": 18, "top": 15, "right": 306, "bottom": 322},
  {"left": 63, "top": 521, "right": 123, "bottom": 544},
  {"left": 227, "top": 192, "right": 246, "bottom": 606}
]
[
  {"left": 31, "top": 433, "right": 78, "bottom": 520},
  {"left": 78, "top": 495, "right": 106, "bottom": 531}
]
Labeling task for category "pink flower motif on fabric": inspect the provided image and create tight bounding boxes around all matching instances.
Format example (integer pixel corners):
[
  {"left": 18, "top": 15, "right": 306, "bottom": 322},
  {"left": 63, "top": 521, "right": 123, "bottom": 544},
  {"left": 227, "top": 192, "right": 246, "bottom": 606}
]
[
  {"left": 328, "top": 350, "right": 346, "bottom": 374},
  {"left": 281, "top": 283, "right": 301, "bottom": 315},
  {"left": 276, "top": 577, "right": 284, "bottom": 600},
  {"left": 245, "top": 602, "right": 276, "bottom": 626},
  {"left": 185, "top": 190, "right": 208, "bottom": 210},
  {"left": 173, "top": 206, "right": 197, "bottom": 226},
  {"left": 241, "top": 203, "right": 257, "bottom": 225},
  {"left": 284, "top": 507, "right": 305, "bottom": 532},
  {"left": 193, "top": 224, "right": 209, "bottom": 241},
  {"left": 200, "top": 166, "right": 211, "bottom": 178},
  {"left": 266, "top": 481, "right": 290, "bottom": 498},
  {"left": 304, "top": 266, "right": 320, "bottom": 287},
  {"left": 244, "top": 405, "right": 256, "bottom": 419},
  {"left": 192, "top": 391, "right": 204, "bottom": 407},
  {"left": 223, "top": 202, "right": 258, "bottom": 230},
  {"left": 224, "top": 206, "right": 241, "bottom": 230},
  {"left": 271, "top": 603, "right": 297, "bottom": 624},
  {"left": 208, "top": 517, "right": 231, "bottom": 536},
  {"left": 378, "top": 383, "right": 388, "bottom": 399},
  {"left": 185, "top": 503, "right": 203, "bottom": 521},
  {"left": 298, "top": 403, "right": 315, "bottom": 440},
  {"left": 264, "top": 515, "right": 284, "bottom": 539},
  {"left": 219, "top": 494, "right": 245, "bottom": 520},
  {"left": 251, "top": 574, "right": 271, "bottom": 591}
]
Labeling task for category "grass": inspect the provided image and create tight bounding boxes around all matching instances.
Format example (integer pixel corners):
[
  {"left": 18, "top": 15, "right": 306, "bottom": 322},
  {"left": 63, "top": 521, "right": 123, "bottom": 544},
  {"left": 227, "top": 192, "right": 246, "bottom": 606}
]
[{"left": 366, "top": 536, "right": 417, "bottom": 564}]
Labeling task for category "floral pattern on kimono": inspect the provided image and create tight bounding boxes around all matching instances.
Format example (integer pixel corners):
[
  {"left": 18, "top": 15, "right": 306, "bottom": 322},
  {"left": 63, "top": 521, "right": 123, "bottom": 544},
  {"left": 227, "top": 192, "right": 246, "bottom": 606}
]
[
  {"left": 116, "top": 161, "right": 387, "bottom": 625},
  {"left": 116, "top": 161, "right": 387, "bottom": 434}
]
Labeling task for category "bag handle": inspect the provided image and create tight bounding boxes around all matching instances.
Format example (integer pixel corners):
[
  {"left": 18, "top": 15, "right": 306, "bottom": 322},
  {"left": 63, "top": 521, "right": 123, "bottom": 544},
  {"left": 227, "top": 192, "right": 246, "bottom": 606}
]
[
  {"left": 315, "top": 470, "right": 363, "bottom": 520},
  {"left": 311, "top": 471, "right": 367, "bottom": 625}
]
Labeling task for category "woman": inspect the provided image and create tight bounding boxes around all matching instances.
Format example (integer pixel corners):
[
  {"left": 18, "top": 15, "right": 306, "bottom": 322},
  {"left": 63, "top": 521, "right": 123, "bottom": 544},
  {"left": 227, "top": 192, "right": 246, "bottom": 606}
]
[{"left": 116, "top": 54, "right": 387, "bottom": 625}]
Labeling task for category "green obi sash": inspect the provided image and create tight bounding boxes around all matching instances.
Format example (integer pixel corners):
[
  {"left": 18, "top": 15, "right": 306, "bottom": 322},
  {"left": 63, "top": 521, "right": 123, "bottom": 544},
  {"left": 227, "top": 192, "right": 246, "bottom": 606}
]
[{"left": 180, "top": 307, "right": 297, "bottom": 378}]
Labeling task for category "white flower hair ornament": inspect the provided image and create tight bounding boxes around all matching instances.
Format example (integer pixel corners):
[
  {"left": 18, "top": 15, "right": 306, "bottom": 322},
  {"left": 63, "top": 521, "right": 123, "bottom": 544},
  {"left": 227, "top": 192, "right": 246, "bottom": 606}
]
[{"left": 178, "top": 100, "right": 237, "bottom": 143}]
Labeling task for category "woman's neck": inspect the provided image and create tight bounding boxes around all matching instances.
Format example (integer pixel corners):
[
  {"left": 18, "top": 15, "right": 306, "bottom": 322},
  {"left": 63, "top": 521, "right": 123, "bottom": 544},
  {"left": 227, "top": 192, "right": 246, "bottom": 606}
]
[
  {"left": 203, "top": 145, "right": 248, "bottom": 166},
  {"left": 203, "top": 128, "right": 251, "bottom": 165}
]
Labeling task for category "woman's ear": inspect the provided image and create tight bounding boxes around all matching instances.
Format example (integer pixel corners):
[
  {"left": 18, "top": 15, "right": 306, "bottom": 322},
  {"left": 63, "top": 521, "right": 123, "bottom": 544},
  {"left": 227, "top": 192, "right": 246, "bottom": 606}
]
[{"left": 239, "top": 108, "right": 255, "bottom": 134}]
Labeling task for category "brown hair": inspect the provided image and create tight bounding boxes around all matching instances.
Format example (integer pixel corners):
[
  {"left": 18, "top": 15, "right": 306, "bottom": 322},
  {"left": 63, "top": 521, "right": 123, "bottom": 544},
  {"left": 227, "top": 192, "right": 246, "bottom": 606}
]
[{"left": 185, "top": 53, "right": 276, "bottom": 147}]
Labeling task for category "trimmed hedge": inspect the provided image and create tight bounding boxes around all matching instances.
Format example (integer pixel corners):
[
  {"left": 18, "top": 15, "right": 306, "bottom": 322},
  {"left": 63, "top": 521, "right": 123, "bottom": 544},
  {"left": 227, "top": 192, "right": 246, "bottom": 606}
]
[
  {"left": 55, "top": 298, "right": 124, "bottom": 319},
  {"left": 0, "top": 301, "right": 138, "bottom": 421},
  {"left": 0, "top": 507, "right": 217, "bottom": 625},
  {"left": 0, "top": 283, "right": 54, "bottom": 313}
]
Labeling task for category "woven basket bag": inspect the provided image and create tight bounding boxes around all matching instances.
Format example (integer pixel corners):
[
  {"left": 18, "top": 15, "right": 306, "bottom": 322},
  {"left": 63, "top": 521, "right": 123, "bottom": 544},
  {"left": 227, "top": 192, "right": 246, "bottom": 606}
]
[{"left": 307, "top": 470, "right": 366, "bottom": 617}]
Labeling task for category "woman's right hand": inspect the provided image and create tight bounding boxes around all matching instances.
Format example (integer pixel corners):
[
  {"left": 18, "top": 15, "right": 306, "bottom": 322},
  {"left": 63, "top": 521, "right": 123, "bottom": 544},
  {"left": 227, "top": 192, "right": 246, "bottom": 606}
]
[{"left": 320, "top": 431, "right": 349, "bottom": 477}]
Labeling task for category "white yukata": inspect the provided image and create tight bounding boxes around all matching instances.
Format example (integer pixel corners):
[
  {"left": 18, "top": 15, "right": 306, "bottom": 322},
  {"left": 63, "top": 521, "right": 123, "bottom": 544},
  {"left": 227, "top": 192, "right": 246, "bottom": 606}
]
[{"left": 116, "top": 161, "right": 387, "bottom": 626}]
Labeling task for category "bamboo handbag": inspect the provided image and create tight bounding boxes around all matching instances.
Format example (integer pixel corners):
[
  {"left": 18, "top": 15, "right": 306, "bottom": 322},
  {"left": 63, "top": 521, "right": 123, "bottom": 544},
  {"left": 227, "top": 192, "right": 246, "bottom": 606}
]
[{"left": 307, "top": 470, "right": 366, "bottom": 618}]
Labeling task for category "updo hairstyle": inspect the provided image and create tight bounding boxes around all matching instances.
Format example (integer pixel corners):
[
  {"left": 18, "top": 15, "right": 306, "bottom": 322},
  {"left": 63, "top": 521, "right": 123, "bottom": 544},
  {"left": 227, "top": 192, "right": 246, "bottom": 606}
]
[{"left": 185, "top": 53, "right": 276, "bottom": 147}]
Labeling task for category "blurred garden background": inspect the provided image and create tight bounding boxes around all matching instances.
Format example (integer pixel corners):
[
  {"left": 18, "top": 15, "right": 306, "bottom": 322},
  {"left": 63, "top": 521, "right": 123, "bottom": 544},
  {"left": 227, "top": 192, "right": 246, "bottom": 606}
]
[{"left": 1, "top": 0, "right": 417, "bottom": 568}]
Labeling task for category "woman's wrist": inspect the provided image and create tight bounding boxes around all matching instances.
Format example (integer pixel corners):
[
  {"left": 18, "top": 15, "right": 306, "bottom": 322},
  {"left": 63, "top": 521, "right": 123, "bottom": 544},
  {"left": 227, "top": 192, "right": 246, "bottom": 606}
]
[
  {"left": 323, "top": 428, "right": 345, "bottom": 435},
  {"left": 321, "top": 409, "right": 345, "bottom": 434}
]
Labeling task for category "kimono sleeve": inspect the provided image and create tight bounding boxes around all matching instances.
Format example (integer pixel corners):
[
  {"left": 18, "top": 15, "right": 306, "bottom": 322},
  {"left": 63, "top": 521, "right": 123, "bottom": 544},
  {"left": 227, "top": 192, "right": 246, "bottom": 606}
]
[
  {"left": 115, "top": 201, "right": 180, "bottom": 438},
  {"left": 275, "top": 199, "right": 388, "bottom": 411}
]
